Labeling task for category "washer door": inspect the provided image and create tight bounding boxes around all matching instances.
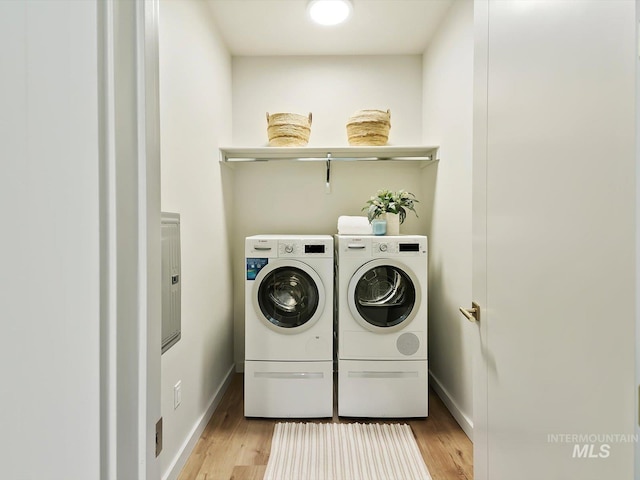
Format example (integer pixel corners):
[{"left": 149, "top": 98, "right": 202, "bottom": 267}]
[
  {"left": 348, "top": 259, "right": 421, "bottom": 333},
  {"left": 252, "top": 259, "right": 325, "bottom": 333}
]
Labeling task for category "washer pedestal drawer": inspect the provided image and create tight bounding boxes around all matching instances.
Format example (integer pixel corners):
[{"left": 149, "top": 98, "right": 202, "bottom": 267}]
[
  {"left": 244, "top": 360, "right": 333, "bottom": 418},
  {"left": 338, "top": 359, "right": 428, "bottom": 418}
]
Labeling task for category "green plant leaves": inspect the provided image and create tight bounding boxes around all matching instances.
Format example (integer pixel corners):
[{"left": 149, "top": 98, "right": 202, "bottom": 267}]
[{"left": 361, "top": 189, "right": 419, "bottom": 224}]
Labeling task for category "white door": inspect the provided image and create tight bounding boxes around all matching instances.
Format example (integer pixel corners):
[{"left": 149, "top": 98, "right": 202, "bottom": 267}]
[{"left": 472, "top": 1, "right": 637, "bottom": 479}]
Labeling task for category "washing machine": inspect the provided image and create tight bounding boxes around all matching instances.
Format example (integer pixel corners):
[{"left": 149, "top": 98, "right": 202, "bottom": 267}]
[
  {"left": 335, "top": 234, "right": 428, "bottom": 417},
  {"left": 244, "top": 235, "right": 333, "bottom": 418}
]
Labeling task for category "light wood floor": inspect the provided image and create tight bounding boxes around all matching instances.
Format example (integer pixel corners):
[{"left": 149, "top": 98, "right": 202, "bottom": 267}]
[{"left": 178, "top": 374, "right": 473, "bottom": 480}]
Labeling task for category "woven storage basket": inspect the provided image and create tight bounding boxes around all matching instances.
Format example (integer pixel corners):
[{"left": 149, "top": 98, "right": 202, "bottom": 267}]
[
  {"left": 346, "top": 109, "right": 391, "bottom": 146},
  {"left": 267, "top": 112, "right": 312, "bottom": 147}
]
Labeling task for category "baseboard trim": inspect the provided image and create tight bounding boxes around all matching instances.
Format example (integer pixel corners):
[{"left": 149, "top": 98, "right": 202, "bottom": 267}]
[
  {"left": 162, "top": 363, "right": 236, "bottom": 480},
  {"left": 428, "top": 370, "right": 473, "bottom": 441}
]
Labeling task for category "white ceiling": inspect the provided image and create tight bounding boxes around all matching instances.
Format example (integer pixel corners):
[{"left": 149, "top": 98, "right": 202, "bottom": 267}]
[{"left": 206, "top": 0, "right": 454, "bottom": 56}]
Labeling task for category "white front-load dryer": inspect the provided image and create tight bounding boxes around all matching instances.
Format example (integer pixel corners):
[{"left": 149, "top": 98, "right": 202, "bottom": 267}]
[
  {"left": 335, "top": 234, "right": 428, "bottom": 417},
  {"left": 244, "top": 235, "right": 333, "bottom": 418}
]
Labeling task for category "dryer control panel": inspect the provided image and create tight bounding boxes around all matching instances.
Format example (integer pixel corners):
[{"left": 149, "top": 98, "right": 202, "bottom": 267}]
[
  {"left": 373, "top": 239, "right": 426, "bottom": 257},
  {"left": 371, "top": 239, "right": 427, "bottom": 257},
  {"left": 337, "top": 235, "right": 427, "bottom": 258}
]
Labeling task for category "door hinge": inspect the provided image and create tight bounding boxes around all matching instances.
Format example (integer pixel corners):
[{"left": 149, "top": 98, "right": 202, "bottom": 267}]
[{"left": 155, "top": 417, "right": 163, "bottom": 457}]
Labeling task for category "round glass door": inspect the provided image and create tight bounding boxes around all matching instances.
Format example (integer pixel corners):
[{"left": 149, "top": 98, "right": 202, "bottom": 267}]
[
  {"left": 255, "top": 263, "right": 322, "bottom": 330},
  {"left": 348, "top": 259, "right": 421, "bottom": 332}
]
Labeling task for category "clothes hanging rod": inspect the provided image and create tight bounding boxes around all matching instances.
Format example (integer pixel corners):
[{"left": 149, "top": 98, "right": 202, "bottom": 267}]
[
  {"left": 223, "top": 156, "right": 434, "bottom": 162},
  {"left": 219, "top": 146, "right": 439, "bottom": 163}
]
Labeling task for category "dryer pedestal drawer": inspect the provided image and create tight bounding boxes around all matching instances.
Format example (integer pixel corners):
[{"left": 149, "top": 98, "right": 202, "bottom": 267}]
[
  {"left": 338, "top": 359, "right": 428, "bottom": 418},
  {"left": 245, "top": 360, "right": 333, "bottom": 418}
]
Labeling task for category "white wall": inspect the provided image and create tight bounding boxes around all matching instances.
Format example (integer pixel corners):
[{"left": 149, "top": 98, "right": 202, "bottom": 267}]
[
  {"left": 232, "top": 55, "right": 423, "bottom": 146},
  {"left": 421, "top": 0, "right": 474, "bottom": 436},
  {"left": 159, "top": 1, "right": 234, "bottom": 478},
  {"left": 230, "top": 55, "right": 427, "bottom": 368},
  {"left": 0, "top": 1, "right": 100, "bottom": 478}
]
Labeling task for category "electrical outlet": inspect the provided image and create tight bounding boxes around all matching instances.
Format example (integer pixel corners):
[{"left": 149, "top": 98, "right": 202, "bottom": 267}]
[{"left": 174, "top": 381, "right": 182, "bottom": 409}]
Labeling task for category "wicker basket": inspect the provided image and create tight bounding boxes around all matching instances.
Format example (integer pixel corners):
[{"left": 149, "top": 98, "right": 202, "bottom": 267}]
[
  {"left": 346, "top": 109, "right": 391, "bottom": 146},
  {"left": 266, "top": 112, "right": 312, "bottom": 147}
]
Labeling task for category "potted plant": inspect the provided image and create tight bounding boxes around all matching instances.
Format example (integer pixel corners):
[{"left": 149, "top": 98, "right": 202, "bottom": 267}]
[{"left": 362, "top": 189, "right": 419, "bottom": 235}]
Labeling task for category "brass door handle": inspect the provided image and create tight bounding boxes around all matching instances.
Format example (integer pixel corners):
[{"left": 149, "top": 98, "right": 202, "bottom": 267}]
[{"left": 459, "top": 302, "right": 480, "bottom": 323}]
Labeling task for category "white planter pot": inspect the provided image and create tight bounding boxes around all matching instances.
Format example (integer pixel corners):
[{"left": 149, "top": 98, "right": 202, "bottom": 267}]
[{"left": 385, "top": 213, "right": 400, "bottom": 235}]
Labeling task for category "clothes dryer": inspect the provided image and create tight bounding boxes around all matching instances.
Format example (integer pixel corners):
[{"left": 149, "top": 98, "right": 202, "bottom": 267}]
[
  {"left": 335, "top": 234, "right": 428, "bottom": 417},
  {"left": 244, "top": 235, "right": 333, "bottom": 418}
]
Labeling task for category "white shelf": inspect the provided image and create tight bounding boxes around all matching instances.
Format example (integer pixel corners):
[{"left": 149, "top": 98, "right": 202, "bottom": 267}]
[{"left": 219, "top": 145, "right": 439, "bottom": 164}]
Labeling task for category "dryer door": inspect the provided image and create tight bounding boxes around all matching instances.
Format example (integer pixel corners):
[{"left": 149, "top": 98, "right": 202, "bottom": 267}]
[
  {"left": 348, "top": 259, "right": 422, "bottom": 333},
  {"left": 252, "top": 259, "right": 325, "bottom": 333}
]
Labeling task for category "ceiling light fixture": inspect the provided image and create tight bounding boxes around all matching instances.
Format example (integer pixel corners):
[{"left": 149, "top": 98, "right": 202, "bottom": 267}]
[{"left": 308, "top": 0, "right": 353, "bottom": 26}]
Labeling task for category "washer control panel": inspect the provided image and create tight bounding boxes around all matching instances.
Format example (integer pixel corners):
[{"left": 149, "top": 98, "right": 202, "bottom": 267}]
[
  {"left": 278, "top": 239, "right": 332, "bottom": 257},
  {"left": 246, "top": 235, "right": 333, "bottom": 259}
]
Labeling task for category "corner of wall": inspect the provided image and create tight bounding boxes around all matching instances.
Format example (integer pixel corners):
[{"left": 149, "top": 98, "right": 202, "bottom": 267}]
[
  {"left": 158, "top": 0, "right": 235, "bottom": 477},
  {"left": 421, "top": 0, "right": 474, "bottom": 434}
]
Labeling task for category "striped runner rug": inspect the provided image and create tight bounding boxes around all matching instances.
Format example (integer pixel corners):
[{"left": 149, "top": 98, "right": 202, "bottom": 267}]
[{"left": 264, "top": 422, "right": 432, "bottom": 480}]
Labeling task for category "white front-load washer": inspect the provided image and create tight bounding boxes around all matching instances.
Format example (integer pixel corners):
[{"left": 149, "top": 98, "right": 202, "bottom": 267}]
[
  {"left": 244, "top": 235, "right": 333, "bottom": 418},
  {"left": 335, "top": 234, "right": 428, "bottom": 417}
]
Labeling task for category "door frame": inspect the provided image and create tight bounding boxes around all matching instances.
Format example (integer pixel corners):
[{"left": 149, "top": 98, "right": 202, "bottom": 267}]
[
  {"left": 635, "top": 1, "right": 640, "bottom": 475},
  {"left": 471, "top": 2, "right": 489, "bottom": 479},
  {"left": 99, "top": 0, "right": 161, "bottom": 478}
]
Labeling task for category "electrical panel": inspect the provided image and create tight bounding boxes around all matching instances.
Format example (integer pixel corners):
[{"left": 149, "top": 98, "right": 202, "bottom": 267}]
[{"left": 161, "top": 212, "right": 181, "bottom": 353}]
